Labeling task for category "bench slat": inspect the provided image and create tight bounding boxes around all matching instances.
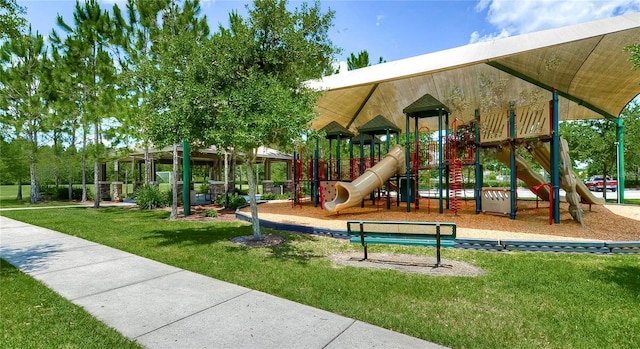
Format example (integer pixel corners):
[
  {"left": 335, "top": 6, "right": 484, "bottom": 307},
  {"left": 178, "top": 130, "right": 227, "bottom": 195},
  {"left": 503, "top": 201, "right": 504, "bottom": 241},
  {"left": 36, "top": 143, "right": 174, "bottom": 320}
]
[{"left": 350, "top": 236, "right": 455, "bottom": 247}]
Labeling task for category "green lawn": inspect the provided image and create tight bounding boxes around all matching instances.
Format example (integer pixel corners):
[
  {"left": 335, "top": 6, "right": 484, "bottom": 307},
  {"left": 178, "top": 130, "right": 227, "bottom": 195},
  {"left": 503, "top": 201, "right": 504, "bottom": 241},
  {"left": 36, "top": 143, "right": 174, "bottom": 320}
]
[
  {"left": 2, "top": 207, "right": 639, "bottom": 348},
  {"left": 0, "top": 259, "right": 142, "bottom": 349},
  {"left": 0, "top": 185, "right": 85, "bottom": 208}
]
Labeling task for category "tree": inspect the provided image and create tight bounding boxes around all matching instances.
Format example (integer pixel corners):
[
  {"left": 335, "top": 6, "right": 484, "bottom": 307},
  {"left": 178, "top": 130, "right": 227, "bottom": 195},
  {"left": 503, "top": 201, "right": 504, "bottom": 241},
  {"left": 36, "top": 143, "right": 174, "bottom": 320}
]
[
  {"left": 0, "top": 137, "right": 29, "bottom": 199},
  {"left": 619, "top": 101, "right": 640, "bottom": 187},
  {"left": 625, "top": 43, "right": 640, "bottom": 72},
  {"left": 0, "top": 28, "right": 50, "bottom": 203},
  {"left": 55, "top": 0, "right": 119, "bottom": 208},
  {"left": 561, "top": 118, "right": 619, "bottom": 200},
  {"left": 0, "top": 0, "right": 26, "bottom": 40},
  {"left": 344, "top": 49, "right": 385, "bottom": 72},
  {"left": 134, "top": 0, "right": 212, "bottom": 219},
  {"left": 208, "top": 0, "right": 338, "bottom": 240},
  {"left": 47, "top": 45, "right": 84, "bottom": 200},
  {"left": 112, "top": 0, "right": 169, "bottom": 185}
]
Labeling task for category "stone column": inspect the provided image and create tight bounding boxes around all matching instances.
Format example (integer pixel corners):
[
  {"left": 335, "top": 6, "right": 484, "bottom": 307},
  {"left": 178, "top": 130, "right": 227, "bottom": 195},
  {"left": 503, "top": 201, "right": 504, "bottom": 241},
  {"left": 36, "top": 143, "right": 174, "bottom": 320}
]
[
  {"left": 112, "top": 181, "right": 123, "bottom": 202},
  {"left": 263, "top": 180, "right": 274, "bottom": 194},
  {"left": 98, "top": 181, "right": 111, "bottom": 201},
  {"left": 283, "top": 179, "right": 293, "bottom": 194}
]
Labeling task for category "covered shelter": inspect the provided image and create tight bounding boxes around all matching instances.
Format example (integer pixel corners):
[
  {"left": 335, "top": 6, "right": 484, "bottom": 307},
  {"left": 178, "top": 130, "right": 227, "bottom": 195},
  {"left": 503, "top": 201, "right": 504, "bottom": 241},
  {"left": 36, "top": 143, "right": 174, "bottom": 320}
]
[
  {"left": 307, "top": 13, "right": 640, "bottom": 205},
  {"left": 109, "top": 145, "right": 292, "bottom": 204}
]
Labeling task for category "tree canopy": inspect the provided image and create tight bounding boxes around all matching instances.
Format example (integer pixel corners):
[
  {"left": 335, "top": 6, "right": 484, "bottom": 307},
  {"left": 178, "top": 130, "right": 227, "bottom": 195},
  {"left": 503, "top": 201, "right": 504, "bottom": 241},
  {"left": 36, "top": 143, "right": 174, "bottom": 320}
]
[{"left": 207, "top": 0, "right": 338, "bottom": 238}]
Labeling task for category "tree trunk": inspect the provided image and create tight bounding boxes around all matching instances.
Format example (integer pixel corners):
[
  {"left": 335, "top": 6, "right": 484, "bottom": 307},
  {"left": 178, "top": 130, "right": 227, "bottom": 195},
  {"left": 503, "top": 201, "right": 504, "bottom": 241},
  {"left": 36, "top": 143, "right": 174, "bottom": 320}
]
[
  {"left": 69, "top": 174, "right": 73, "bottom": 201},
  {"left": 16, "top": 178, "right": 23, "bottom": 201},
  {"left": 170, "top": 143, "right": 178, "bottom": 220},
  {"left": 224, "top": 151, "right": 229, "bottom": 207},
  {"left": 244, "top": 149, "right": 261, "bottom": 240},
  {"left": 81, "top": 130, "right": 88, "bottom": 202},
  {"left": 93, "top": 122, "right": 100, "bottom": 209},
  {"left": 144, "top": 146, "right": 151, "bottom": 184},
  {"left": 29, "top": 158, "right": 40, "bottom": 204}
]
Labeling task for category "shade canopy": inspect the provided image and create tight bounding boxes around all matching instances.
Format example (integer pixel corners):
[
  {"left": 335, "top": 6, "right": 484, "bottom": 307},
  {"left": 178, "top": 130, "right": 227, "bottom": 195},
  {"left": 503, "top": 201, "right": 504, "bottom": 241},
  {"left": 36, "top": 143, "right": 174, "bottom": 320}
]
[{"left": 307, "top": 13, "right": 640, "bottom": 132}]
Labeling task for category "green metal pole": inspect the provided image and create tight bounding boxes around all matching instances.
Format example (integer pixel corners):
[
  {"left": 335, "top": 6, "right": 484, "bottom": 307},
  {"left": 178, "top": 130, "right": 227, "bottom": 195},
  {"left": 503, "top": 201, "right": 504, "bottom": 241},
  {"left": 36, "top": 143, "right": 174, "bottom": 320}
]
[
  {"left": 337, "top": 135, "right": 341, "bottom": 181},
  {"left": 414, "top": 116, "right": 419, "bottom": 210},
  {"left": 438, "top": 109, "right": 443, "bottom": 214},
  {"left": 386, "top": 128, "right": 391, "bottom": 209},
  {"left": 475, "top": 109, "right": 482, "bottom": 214},
  {"left": 406, "top": 114, "right": 411, "bottom": 212},
  {"left": 552, "top": 90, "right": 560, "bottom": 224},
  {"left": 445, "top": 111, "right": 450, "bottom": 211},
  {"left": 360, "top": 133, "right": 365, "bottom": 208},
  {"left": 182, "top": 139, "right": 191, "bottom": 216},
  {"left": 615, "top": 118, "right": 625, "bottom": 203},
  {"left": 509, "top": 101, "right": 516, "bottom": 220}
]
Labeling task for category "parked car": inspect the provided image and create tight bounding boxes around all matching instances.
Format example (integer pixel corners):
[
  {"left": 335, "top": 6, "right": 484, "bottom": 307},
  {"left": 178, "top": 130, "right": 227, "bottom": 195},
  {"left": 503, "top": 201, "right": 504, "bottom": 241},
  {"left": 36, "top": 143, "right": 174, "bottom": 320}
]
[{"left": 585, "top": 175, "right": 617, "bottom": 192}]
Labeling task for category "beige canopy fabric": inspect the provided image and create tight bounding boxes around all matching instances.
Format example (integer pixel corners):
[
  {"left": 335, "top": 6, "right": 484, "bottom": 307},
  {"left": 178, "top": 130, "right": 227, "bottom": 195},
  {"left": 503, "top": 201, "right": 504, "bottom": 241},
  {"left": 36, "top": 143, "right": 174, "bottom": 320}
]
[{"left": 307, "top": 13, "right": 640, "bottom": 132}]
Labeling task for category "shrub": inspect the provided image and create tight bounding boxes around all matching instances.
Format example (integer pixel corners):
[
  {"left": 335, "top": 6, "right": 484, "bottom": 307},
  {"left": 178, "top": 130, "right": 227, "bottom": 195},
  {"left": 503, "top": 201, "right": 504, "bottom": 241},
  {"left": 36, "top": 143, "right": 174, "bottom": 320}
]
[
  {"left": 135, "top": 185, "right": 171, "bottom": 209},
  {"left": 41, "top": 185, "right": 90, "bottom": 201},
  {"left": 215, "top": 193, "right": 247, "bottom": 210},
  {"left": 203, "top": 209, "right": 218, "bottom": 218},
  {"left": 259, "top": 192, "right": 277, "bottom": 200},
  {"left": 197, "top": 183, "right": 209, "bottom": 194},
  {"left": 260, "top": 193, "right": 290, "bottom": 200}
]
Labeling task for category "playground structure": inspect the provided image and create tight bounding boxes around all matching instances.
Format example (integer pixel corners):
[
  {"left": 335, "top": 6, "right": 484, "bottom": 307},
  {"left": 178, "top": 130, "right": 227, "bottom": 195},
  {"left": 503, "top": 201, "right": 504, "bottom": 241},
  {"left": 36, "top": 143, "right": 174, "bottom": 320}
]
[{"left": 305, "top": 91, "right": 605, "bottom": 226}]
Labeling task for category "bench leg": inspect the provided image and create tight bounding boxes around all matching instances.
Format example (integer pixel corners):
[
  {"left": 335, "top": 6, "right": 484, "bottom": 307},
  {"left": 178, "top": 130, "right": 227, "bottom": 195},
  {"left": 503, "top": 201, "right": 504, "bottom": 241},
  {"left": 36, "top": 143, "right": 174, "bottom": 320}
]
[
  {"left": 359, "top": 224, "right": 368, "bottom": 260},
  {"left": 436, "top": 225, "right": 441, "bottom": 267}
]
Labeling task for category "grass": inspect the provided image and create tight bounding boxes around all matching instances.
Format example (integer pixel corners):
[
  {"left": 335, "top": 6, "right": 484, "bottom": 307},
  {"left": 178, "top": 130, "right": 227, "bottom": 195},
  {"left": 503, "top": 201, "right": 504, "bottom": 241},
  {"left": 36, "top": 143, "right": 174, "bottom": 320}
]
[
  {"left": 0, "top": 259, "right": 143, "bottom": 349},
  {"left": 2, "top": 207, "right": 639, "bottom": 348},
  {"left": 0, "top": 185, "right": 84, "bottom": 209}
]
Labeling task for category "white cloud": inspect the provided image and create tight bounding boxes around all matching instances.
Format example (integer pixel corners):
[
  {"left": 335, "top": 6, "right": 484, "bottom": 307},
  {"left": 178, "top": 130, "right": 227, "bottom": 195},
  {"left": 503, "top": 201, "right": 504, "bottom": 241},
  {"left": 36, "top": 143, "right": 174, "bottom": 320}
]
[
  {"left": 376, "top": 14, "right": 384, "bottom": 27},
  {"left": 469, "top": 28, "right": 510, "bottom": 44},
  {"left": 472, "top": 0, "right": 640, "bottom": 43}
]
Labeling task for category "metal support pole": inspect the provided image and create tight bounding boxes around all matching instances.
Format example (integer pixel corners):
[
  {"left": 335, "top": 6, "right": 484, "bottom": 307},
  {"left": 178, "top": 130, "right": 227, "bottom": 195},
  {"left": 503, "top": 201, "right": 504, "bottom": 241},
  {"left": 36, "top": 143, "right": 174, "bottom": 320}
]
[
  {"left": 551, "top": 89, "right": 561, "bottom": 224},
  {"left": 386, "top": 128, "right": 391, "bottom": 210},
  {"left": 615, "top": 118, "right": 625, "bottom": 203},
  {"left": 509, "top": 101, "right": 517, "bottom": 220},
  {"left": 445, "top": 111, "right": 450, "bottom": 210},
  {"left": 438, "top": 109, "right": 444, "bottom": 214},
  {"left": 475, "top": 109, "right": 482, "bottom": 214},
  {"left": 337, "top": 135, "right": 341, "bottom": 181},
  {"left": 328, "top": 138, "right": 333, "bottom": 180},
  {"left": 406, "top": 114, "right": 411, "bottom": 212},
  {"left": 414, "top": 116, "right": 419, "bottom": 210}
]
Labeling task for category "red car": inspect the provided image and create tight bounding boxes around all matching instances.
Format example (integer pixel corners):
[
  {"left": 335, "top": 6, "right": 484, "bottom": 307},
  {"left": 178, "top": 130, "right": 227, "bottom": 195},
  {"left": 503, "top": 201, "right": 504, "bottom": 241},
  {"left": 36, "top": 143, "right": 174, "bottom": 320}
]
[{"left": 585, "top": 176, "right": 617, "bottom": 192}]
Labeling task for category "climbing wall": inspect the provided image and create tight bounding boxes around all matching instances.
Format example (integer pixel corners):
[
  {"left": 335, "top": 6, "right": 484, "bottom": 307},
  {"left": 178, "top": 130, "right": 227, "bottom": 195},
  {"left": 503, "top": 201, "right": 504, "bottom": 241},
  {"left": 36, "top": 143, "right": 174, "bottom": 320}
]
[{"left": 321, "top": 181, "right": 338, "bottom": 203}]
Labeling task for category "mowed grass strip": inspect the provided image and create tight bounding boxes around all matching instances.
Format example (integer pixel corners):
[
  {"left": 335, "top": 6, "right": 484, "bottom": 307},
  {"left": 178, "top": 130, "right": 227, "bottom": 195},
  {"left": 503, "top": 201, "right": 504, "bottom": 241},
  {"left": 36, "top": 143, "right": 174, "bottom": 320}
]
[
  {"left": 2, "top": 207, "right": 639, "bottom": 349},
  {"left": 0, "top": 259, "right": 142, "bottom": 349}
]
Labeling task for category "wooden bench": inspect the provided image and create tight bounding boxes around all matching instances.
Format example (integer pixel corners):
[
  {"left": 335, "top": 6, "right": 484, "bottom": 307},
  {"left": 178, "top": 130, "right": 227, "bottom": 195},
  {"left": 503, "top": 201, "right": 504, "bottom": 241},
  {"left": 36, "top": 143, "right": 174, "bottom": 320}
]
[{"left": 346, "top": 220, "right": 456, "bottom": 267}]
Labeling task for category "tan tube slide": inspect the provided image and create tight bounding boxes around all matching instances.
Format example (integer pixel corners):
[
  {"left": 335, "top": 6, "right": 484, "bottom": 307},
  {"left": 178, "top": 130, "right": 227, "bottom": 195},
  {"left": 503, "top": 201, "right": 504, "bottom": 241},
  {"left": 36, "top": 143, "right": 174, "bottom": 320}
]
[
  {"left": 532, "top": 140, "right": 604, "bottom": 205},
  {"left": 324, "top": 144, "right": 406, "bottom": 212}
]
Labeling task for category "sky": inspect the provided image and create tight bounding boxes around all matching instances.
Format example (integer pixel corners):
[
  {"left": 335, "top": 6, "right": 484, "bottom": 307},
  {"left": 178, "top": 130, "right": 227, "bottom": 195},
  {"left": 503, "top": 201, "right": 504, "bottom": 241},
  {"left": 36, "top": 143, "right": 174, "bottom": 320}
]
[{"left": 16, "top": 0, "right": 640, "bottom": 68}]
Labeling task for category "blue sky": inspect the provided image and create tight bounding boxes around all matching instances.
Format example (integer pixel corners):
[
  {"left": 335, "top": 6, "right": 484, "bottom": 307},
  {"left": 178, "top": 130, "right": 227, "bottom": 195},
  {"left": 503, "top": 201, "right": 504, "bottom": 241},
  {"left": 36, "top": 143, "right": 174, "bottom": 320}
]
[{"left": 17, "top": 0, "right": 640, "bottom": 67}]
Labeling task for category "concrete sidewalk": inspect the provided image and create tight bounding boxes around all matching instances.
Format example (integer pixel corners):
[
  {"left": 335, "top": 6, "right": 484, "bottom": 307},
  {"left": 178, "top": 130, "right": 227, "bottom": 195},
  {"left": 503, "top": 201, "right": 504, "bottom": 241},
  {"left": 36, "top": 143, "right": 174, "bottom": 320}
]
[{"left": 0, "top": 216, "right": 447, "bottom": 349}]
